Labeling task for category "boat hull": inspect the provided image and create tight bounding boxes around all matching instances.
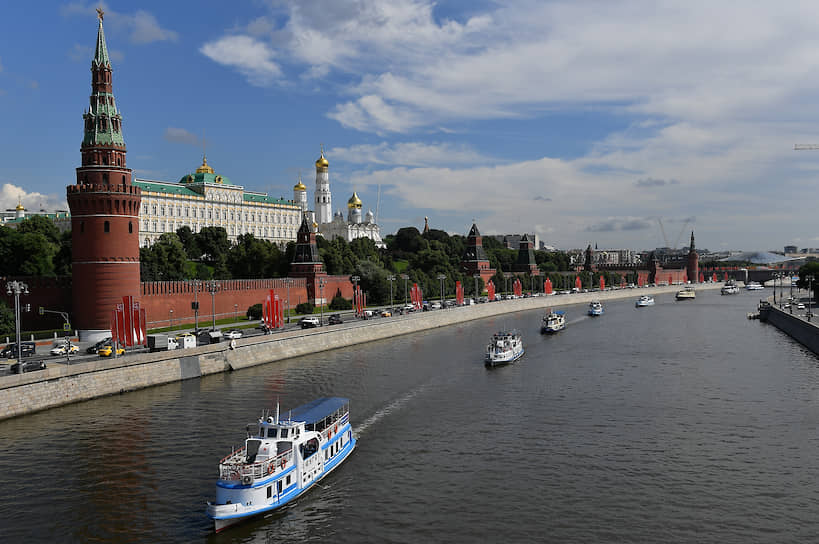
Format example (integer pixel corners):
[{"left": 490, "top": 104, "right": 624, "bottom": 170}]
[
  {"left": 208, "top": 430, "right": 356, "bottom": 532},
  {"left": 541, "top": 325, "right": 565, "bottom": 333},
  {"left": 485, "top": 348, "right": 525, "bottom": 367}
]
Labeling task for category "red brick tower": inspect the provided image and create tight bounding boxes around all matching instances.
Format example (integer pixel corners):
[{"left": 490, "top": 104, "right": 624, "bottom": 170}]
[
  {"left": 687, "top": 231, "right": 699, "bottom": 283},
  {"left": 290, "top": 214, "right": 327, "bottom": 302},
  {"left": 66, "top": 10, "right": 141, "bottom": 339},
  {"left": 461, "top": 223, "right": 495, "bottom": 284}
]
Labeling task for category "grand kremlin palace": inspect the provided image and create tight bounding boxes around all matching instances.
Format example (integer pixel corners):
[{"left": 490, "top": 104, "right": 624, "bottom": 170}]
[{"left": 134, "top": 156, "right": 302, "bottom": 248}]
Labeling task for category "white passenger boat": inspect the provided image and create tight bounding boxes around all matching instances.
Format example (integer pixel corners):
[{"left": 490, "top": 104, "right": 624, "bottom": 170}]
[
  {"left": 635, "top": 295, "right": 655, "bottom": 307},
  {"left": 588, "top": 301, "right": 604, "bottom": 316},
  {"left": 206, "top": 397, "right": 356, "bottom": 532},
  {"left": 541, "top": 310, "right": 566, "bottom": 333},
  {"left": 675, "top": 286, "right": 696, "bottom": 300},
  {"left": 485, "top": 330, "right": 524, "bottom": 366},
  {"left": 745, "top": 282, "right": 764, "bottom": 291},
  {"left": 721, "top": 281, "right": 739, "bottom": 295}
]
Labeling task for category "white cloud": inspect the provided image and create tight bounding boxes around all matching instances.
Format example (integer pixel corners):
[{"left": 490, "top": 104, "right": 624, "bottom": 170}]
[
  {"left": 200, "top": 36, "right": 282, "bottom": 87},
  {"left": 126, "top": 10, "right": 178, "bottom": 44},
  {"left": 0, "top": 184, "right": 67, "bottom": 213},
  {"left": 163, "top": 127, "right": 200, "bottom": 146},
  {"left": 331, "top": 141, "right": 490, "bottom": 167}
]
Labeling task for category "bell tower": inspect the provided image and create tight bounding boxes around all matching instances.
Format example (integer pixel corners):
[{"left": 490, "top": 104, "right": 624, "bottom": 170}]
[
  {"left": 66, "top": 9, "right": 142, "bottom": 340},
  {"left": 687, "top": 231, "right": 699, "bottom": 283}
]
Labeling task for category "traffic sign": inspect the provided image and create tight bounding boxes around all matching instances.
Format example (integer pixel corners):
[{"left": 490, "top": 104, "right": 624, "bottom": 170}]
[
  {"left": 63, "top": 323, "right": 71, "bottom": 332},
  {"left": 39, "top": 306, "right": 44, "bottom": 315}
]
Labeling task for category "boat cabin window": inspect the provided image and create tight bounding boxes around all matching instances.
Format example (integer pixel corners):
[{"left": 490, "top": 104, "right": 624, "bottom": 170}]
[
  {"left": 245, "top": 439, "right": 261, "bottom": 464},
  {"left": 266, "top": 428, "right": 277, "bottom": 438},
  {"left": 277, "top": 441, "right": 292, "bottom": 456},
  {"left": 281, "top": 428, "right": 289, "bottom": 438}
]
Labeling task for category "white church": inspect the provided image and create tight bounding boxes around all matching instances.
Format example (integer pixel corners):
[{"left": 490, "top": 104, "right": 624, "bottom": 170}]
[{"left": 293, "top": 148, "right": 384, "bottom": 248}]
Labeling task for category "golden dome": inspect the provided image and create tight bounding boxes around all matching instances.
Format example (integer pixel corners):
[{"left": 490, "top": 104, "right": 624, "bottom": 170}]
[
  {"left": 294, "top": 176, "right": 307, "bottom": 191},
  {"left": 196, "top": 155, "right": 215, "bottom": 174},
  {"left": 347, "top": 191, "right": 362, "bottom": 208},
  {"left": 15, "top": 199, "right": 24, "bottom": 211},
  {"left": 312, "top": 221, "right": 319, "bottom": 229},
  {"left": 315, "top": 149, "right": 329, "bottom": 170}
]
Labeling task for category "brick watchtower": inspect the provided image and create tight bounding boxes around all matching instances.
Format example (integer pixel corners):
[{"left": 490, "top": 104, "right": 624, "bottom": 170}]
[
  {"left": 461, "top": 223, "right": 495, "bottom": 284},
  {"left": 512, "top": 234, "right": 539, "bottom": 275},
  {"left": 687, "top": 231, "right": 699, "bottom": 283},
  {"left": 290, "top": 214, "right": 327, "bottom": 303},
  {"left": 66, "top": 10, "right": 141, "bottom": 340}
]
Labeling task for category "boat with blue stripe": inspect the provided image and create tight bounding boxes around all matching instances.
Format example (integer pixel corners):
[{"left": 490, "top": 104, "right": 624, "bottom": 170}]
[{"left": 206, "top": 397, "right": 356, "bottom": 532}]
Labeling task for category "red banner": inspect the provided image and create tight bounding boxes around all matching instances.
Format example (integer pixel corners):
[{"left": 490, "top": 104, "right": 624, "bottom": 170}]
[
  {"left": 712, "top": 273, "right": 717, "bottom": 283},
  {"left": 513, "top": 278, "right": 522, "bottom": 297},
  {"left": 487, "top": 281, "right": 495, "bottom": 301},
  {"left": 599, "top": 276, "right": 605, "bottom": 290},
  {"left": 699, "top": 272, "right": 705, "bottom": 283},
  {"left": 575, "top": 276, "right": 582, "bottom": 290},
  {"left": 544, "top": 278, "right": 553, "bottom": 295},
  {"left": 455, "top": 281, "right": 464, "bottom": 306}
]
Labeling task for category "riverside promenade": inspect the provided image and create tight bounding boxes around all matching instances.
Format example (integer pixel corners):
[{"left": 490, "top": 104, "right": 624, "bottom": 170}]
[
  {"left": 761, "top": 294, "right": 819, "bottom": 355},
  {"left": 0, "top": 284, "right": 721, "bottom": 421}
]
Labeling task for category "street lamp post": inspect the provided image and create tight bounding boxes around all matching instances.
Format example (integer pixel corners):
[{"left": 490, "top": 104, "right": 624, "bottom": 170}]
[
  {"left": 284, "top": 278, "right": 293, "bottom": 323},
  {"left": 473, "top": 273, "right": 481, "bottom": 302},
  {"left": 351, "top": 275, "right": 361, "bottom": 316},
  {"left": 206, "top": 280, "right": 220, "bottom": 331},
  {"left": 437, "top": 274, "right": 446, "bottom": 308},
  {"left": 400, "top": 274, "right": 409, "bottom": 306},
  {"left": 773, "top": 272, "right": 779, "bottom": 305},
  {"left": 318, "top": 277, "right": 326, "bottom": 326},
  {"left": 6, "top": 281, "right": 29, "bottom": 373},
  {"left": 387, "top": 275, "right": 396, "bottom": 310},
  {"left": 234, "top": 303, "right": 238, "bottom": 322},
  {"left": 169, "top": 309, "right": 174, "bottom": 330},
  {"left": 191, "top": 280, "right": 202, "bottom": 333},
  {"left": 808, "top": 274, "right": 815, "bottom": 322}
]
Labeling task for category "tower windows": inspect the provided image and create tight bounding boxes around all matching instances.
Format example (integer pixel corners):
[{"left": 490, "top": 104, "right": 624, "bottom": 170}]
[
  {"left": 104, "top": 221, "right": 110, "bottom": 233},
  {"left": 121, "top": 174, "right": 125, "bottom": 184},
  {"left": 129, "top": 221, "right": 133, "bottom": 234},
  {"left": 102, "top": 173, "right": 108, "bottom": 184},
  {"left": 80, "top": 221, "right": 85, "bottom": 233}
]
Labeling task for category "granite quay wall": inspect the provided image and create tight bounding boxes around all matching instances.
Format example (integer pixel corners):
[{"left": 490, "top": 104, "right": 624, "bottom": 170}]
[
  {"left": 763, "top": 301, "right": 819, "bottom": 355},
  {"left": 0, "top": 283, "right": 719, "bottom": 421}
]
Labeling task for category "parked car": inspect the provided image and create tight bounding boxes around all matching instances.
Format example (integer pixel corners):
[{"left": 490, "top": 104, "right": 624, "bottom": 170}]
[
  {"left": 225, "top": 330, "right": 243, "bottom": 340},
  {"left": 98, "top": 345, "right": 125, "bottom": 357},
  {"left": 50, "top": 343, "right": 80, "bottom": 356},
  {"left": 1, "top": 341, "right": 36, "bottom": 358},
  {"left": 10, "top": 360, "right": 46, "bottom": 373},
  {"left": 328, "top": 314, "right": 343, "bottom": 325},
  {"left": 300, "top": 316, "right": 320, "bottom": 329},
  {"left": 86, "top": 337, "right": 113, "bottom": 354},
  {"left": 381, "top": 310, "right": 392, "bottom": 317}
]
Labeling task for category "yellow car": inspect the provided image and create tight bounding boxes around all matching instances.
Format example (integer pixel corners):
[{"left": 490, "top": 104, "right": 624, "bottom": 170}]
[{"left": 98, "top": 345, "right": 125, "bottom": 357}]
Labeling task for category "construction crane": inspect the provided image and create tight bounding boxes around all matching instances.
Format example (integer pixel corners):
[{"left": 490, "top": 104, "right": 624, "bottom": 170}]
[
  {"left": 657, "top": 217, "right": 691, "bottom": 249},
  {"left": 794, "top": 144, "right": 819, "bottom": 150},
  {"left": 657, "top": 218, "right": 669, "bottom": 248}
]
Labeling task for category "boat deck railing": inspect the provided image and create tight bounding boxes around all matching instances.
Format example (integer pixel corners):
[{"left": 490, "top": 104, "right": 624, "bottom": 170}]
[{"left": 219, "top": 447, "right": 295, "bottom": 481}]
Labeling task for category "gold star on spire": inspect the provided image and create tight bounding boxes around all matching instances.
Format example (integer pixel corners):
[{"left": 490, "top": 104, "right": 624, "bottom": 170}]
[{"left": 96, "top": 7, "right": 104, "bottom": 21}]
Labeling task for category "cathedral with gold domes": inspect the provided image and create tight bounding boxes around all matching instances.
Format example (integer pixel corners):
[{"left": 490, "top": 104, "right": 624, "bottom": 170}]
[{"left": 293, "top": 149, "right": 384, "bottom": 248}]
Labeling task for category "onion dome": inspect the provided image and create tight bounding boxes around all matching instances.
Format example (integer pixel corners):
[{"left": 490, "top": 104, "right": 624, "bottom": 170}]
[
  {"left": 347, "top": 191, "right": 362, "bottom": 208},
  {"left": 15, "top": 201, "right": 24, "bottom": 211},
  {"left": 294, "top": 178, "right": 307, "bottom": 191},
  {"left": 365, "top": 209, "right": 374, "bottom": 222},
  {"left": 315, "top": 150, "right": 329, "bottom": 170},
  {"left": 196, "top": 155, "right": 215, "bottom": 174}
]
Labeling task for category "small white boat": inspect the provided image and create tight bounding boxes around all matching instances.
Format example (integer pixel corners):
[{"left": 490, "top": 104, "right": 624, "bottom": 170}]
[
  {"left": 635, "top": 295, "right": 655, "bottom": 307},
  {"left": 541, "top": 310, "right": 566, "bottom": 333},
  {"left": 485, "top": 330, "right": 524, "bottom": 366},
  {"left": 721, "top": 281, "right": 740, "bottom": 295},
  {"left": 206, "top": 397, "right": 356, "bottom": 532},
  {"left": 588, "top": 301, "right": 604, "bottom": 316},
  {"left": 745, "top": 282, "right": 764, "bottom": 291},
  {"left": 675, "top": 286, "right": 696, "bottom": 300}
]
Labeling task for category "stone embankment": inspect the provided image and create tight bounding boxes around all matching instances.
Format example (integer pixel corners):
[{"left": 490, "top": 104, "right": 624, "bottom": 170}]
[
  {"left": 761, "top": 297, "right": 819, "bottom": 355},
  {"left": 0, "top": 284, "right": 718, "bottom": 421}
]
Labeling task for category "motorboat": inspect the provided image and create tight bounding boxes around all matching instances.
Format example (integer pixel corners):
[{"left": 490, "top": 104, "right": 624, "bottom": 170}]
[
  {"left": 675, "top": 286, "right": 696, "bottom": 300},
  {"left": 635, "top": 295, "right": 655, "bottom": 307},
  {"left": 745, "top": 282, "right": 764, "bottom": 290},
  {"left": 541, "top": 310, "right": 566, "bottom": 333},
  {"left": 721, "top": 281, "right": 740, "bottom": 295},
  {"left": 206, "top": 398, "right": 356, "bottom": 532},
  {"left": 588, "top": 301, "right": 604, "bottom": 316},
  {"left": 485, "top": 330, "right": 524, "bottom": 366}
]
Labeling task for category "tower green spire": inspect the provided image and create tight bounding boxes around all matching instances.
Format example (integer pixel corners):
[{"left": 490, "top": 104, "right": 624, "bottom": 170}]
[{"left": 93, "top": 8, "right": 110, "bottom": 68}]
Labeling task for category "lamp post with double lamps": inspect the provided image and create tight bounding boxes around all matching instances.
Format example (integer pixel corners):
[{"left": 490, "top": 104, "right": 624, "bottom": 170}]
[
  {"left": 351, "top": 275, "right": 361, "bottom": 316},
  {"left": 387, "top": 275, "right": 396, "bottom": 311},
  {"left": 807, "top": 274, "right": 815, "bottom": 322},
  {"left": 284, "top": 278, "right": 293, "bottom": 323},
  {"left": 400, "top": 274, "right": 409, "bottom": 306},
  {"left": 5, "top": 281, "right": 29, "bottom": 374},
  {"left": 437, "top": 274, "right": 446, "bottom": 309},
  {"left": 169, "top": 309, "right": 173, "bottom": 330},
  {"left": 190, "top": 280, "right": 202, "bottom": 333},
  {"left": 206, "top": 280, "right": 220, "bottom": 331},
  {"left": 318, "top": 277, "right": 326, "bottom": 326}
]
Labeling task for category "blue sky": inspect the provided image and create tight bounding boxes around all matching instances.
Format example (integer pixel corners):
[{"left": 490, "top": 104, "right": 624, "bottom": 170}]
[{"left": 2, "top": 1, "right": 819, "bottom": 252}]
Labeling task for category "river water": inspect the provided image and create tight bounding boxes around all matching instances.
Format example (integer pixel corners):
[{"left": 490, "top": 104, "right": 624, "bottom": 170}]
[{"left": 1, "top": 288, "right": 818, "bottom": 543}]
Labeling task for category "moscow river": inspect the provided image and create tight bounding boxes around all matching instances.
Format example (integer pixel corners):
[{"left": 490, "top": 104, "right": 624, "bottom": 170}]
[{"left": 1, "top": 288, "right": 818, "bottom": 543}]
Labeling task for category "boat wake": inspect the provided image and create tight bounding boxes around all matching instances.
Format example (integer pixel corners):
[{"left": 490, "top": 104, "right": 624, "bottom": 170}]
[{"left": 355, "top": 385, "right": 427, "bottom": 437}]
